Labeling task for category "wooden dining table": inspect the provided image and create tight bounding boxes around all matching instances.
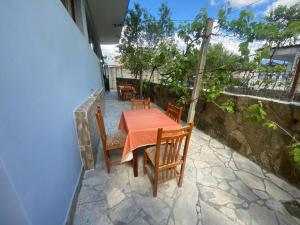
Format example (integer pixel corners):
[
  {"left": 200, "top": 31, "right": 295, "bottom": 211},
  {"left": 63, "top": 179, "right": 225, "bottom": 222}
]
[{"left": 118, "top": 108, "right": 182, "bottom": 177}]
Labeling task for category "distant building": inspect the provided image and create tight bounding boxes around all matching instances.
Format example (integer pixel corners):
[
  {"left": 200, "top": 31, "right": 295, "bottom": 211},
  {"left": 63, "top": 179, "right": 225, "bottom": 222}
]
[{"left": 269, "top": 44, "right": 300, "bottom": 73}]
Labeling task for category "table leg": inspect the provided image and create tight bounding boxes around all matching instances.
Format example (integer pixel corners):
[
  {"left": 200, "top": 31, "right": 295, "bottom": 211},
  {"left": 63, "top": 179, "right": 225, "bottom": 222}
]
[{"left": 132, "top": 151, "right": 138, "bottom": 177}]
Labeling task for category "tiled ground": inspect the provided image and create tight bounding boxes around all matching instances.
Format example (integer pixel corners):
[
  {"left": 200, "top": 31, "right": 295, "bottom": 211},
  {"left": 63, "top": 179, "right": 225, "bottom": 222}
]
[{"left": 72, "top": 91, "right": 300, "bottom": 225}]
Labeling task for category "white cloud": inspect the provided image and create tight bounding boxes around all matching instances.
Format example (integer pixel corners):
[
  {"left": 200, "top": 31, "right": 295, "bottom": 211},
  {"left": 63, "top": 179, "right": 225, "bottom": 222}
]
[
  {"left": 210, "top": 0, "right": 216, "bottom": 6},
  {"left": 227, "top": 0, "right": 268, "bottom": 8},
  {"left": 101, "top": 44, "right": 119, "bottom": 65},
  {"left": 265, "top": 0, "right": 299, "bottom": 15}
]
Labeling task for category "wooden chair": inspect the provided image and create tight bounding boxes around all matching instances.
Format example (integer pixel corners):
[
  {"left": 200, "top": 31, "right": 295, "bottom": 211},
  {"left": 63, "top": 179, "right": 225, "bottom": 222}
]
[
  {"left": 131, "top": 98, "right": 151, "bottom": 110},
  {"left": 95, "top": 106, "right": 127, "bottom": 173},
  {"left": 143, "top": 123, "right": 193, "bottom": 197},
  {"left": 166, "top": 103, "right": 183, "bottom": 123},
  {"left": 123, "top": 86, "right": 136, "bottom": 100}
]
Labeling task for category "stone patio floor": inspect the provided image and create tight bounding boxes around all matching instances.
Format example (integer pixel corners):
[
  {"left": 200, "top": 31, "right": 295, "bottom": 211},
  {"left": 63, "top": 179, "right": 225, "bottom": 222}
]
[{"left": 72, "top": 91, "right": 300, "bottom": 225}]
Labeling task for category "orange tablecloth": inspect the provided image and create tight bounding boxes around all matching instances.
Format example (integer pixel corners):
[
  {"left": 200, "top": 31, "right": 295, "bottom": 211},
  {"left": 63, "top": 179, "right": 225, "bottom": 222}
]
[{"left": 119, "top": 108, "right": 181, "bottom": 160}]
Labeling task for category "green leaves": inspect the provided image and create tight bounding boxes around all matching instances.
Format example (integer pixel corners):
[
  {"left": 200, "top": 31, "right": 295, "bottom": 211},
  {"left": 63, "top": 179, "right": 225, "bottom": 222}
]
[
  {"left": 246, "top": 101, "right": 266, "bottom": 123},
  {"left": 262, "top": 121, "right": 278, "bottom": 130},
  {"left": 288, "top": 143, "right": 300, "bottom": 166},
  {"left": 217, "top": 3, "right": 300, "bottom": 66},
  {"left": 220, "top": 99, "right": 235, "bottom": 113}
]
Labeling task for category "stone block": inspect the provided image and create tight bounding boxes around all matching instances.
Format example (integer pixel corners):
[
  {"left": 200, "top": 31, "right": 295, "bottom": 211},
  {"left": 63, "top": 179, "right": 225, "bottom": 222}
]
[{"left": 74, "top": 88, "right": 105, "bottom": 170}]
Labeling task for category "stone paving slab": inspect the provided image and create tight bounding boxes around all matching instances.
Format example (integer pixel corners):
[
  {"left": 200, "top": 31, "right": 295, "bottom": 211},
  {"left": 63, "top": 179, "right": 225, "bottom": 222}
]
[{"left": 72, "top": 91, "right": 300, "bottom": 225}]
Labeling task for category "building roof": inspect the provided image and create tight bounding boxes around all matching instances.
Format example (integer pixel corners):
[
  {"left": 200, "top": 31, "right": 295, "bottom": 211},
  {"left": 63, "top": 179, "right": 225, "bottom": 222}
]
[
  {"left": 258, "top": 44, "right": 300, "bottom": 63},
  {"left": 86, "top": 0, "right": 129, "bottom": 44}
]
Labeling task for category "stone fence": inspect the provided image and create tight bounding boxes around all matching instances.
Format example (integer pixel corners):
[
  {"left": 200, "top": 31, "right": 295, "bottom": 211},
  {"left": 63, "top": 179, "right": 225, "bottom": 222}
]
[
  {"left": 74, "top": 88, "right": 105, "bottom": 170},
  {"left": 117, "top": 78, "right": 300, "bottom": 187}
]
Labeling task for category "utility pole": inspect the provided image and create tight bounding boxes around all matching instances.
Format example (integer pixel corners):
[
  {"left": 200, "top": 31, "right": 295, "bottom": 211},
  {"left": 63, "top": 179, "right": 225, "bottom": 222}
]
[
  {"left": 187, "top": 18, "right": 214, "bottom": 123},
  {"left": 288, "top": 57, "right": 300, "bottom": 102}
]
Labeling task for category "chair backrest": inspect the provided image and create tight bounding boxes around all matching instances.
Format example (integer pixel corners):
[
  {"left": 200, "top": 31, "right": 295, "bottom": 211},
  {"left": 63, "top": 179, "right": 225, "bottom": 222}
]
[
  {"left": 154, "top": 123, "right": 193, "bottom": 169},
  {"left": 166, "top": 103, "right": 183, "bottom": 123},
  {"left": 131, "top": 98, "right": 151, "bottom": 110},
  {"left": 95, "top": 106, "right": 107, "bottom": 148}
]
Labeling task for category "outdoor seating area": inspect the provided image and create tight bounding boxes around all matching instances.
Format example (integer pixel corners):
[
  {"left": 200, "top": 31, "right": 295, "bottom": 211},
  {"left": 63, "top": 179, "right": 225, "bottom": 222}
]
[
  {"left": 3, "top": 1, "right": 300, "bottom": 225},
  {"left": 72, "top": 91, "right": 300, "bottom": 225}
]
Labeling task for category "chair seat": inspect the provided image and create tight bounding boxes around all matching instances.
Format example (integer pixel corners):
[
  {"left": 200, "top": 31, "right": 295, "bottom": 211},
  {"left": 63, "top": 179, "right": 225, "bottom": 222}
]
[
  {"left": 145, "top": 144, "right": 182, "bottom": 166},
  {"left": 106, "top": 130, "right": 127, "bottom": 150}
]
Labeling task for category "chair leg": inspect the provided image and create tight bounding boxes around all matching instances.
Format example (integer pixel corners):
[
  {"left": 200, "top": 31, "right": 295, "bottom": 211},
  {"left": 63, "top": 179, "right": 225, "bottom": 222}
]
[
  {"left": 153, "top": 172, "right": 158, "bottom": 197},
  {"left": 178, "top": 164, "right": 185, "bottom": 187},
  {"left": 143, "top": 152, "right": 148, "bottom": 174},
  {"left": 103, "top": 150, "right": 110, "bottom": 173}
]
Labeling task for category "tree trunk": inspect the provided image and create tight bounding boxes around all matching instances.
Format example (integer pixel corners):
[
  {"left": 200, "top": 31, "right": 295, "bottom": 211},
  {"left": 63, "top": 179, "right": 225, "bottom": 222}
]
[
  {"left": 139, "top": 71, "right": 143, "bottom": 97},
  {"left": 187, "top": 18, "right": 214, "bottom": 123}
]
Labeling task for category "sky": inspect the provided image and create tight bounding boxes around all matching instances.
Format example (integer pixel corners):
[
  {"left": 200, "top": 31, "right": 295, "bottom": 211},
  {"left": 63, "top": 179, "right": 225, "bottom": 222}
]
[{"left": 101, "top": 0, "right": 299, "bottom": 65}]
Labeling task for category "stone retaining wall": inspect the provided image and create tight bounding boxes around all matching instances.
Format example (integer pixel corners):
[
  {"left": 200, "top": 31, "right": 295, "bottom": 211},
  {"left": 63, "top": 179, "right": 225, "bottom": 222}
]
[
  {"left": 74, "top": 88, "right": 105, "bottom": 170},
  {"left": 117, "top": 78, "right": 300, "bottom": 187}
]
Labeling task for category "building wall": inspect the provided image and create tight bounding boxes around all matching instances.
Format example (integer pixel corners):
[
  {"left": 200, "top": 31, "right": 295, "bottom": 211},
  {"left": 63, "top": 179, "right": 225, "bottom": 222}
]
[
  {"left": 0, "top": 1, "right": 103, "bottom": 225},
  {"left": 0, "top": 159, "right": 29, "bottom": 225}
]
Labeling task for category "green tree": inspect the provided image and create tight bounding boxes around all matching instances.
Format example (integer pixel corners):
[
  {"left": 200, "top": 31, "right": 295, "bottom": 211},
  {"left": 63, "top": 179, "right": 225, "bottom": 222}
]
[
  {"left": 158, "top": 7, "right": 208, "bottom": 96},
  {"left": 118, "top": 3, "right": 174, "bottom": 96},
  {"left": 218, "top": 2, "right": 300, "bottom": 62}
]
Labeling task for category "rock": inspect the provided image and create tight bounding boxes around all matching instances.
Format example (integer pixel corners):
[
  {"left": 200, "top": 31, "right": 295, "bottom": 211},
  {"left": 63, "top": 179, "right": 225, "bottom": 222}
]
[
  {"left": 197, "top": 168, "right": 218, "bottom": 187},
  {"left": 242, "top": 202, "right": 248, "bottom": 208},
  {"left": 264, "top": 180, "right": 293, "bottom": 201},
  {"left": 129, "top": 175, "right": 152, "bottom": 196},
  {"left": 265, "top": 199, "right": 287, "bottom": 214},
  {"left": 260, "top": 151, "right": 271, "bottom": 169},
  {"left": 233, "top": 152, "right": 264, "bottom": 178},
  {"left": 173, "top": 179, "right": 198, "bottom": 225},
  {"left": 82, "top": 171, "right": 108, "bottom": 190},
  {"left": 235, "top": 171, "right": 265, "bottom": 191},
  {"left": 230, "top": 180, "right": 259, "bottom": 202},
  {"left": 214, "top": 147, "right": 232, "bottom": 159},
  {"left": 219, "top": 207, "right": 244, "bottom": 225},
  {"left": 230, "top": 189, "right": 238, "bottom": 196},
  {"left": 130, "top": 217, "right": 150, "bottom": 225},
  {"left": 211, "top": 167, "right": 236, "bottom": 180},
  {"left": 134, "top": 194, "right": 170, "bottom": 224},
  {"left": 257, "top": 200, "right": 264, "bottom": 205},
  {"left": 193, "top": 160, "right": 211, "bottom": 169},
  {"left": 198, "top": 146, "right": 225, "bottom": 167},
  {"left": 226, "top": 203, "right": 235, "bottom": 209},
  {"left": 77, "top": 186, "right": 106, "bottom": 205},
  {"left": 201, "top": 201, "right": 236, "bottom": 225},
  {"left": 108, "top": 197, "right": 140, "bottom": 224},
  {"left": 106, "top": 169, "right": 128, "bottom": 191},
  {"left": 235, "top": 208, "right": 251, "bottom": 224},
  {"left": 229, "top": 130, "right": 252, "bottom": 155},
  {"left": 266, "top": 173, "right": 300, "bottom": 199},
  {"left": 249, "top": 203, "right": 278, "bottom": 225},
  {"left": 276, "top": 211, "right": 300, "bottom": 225},
  {"left": 219, "top": 181, "right": 230, "bottom": 191},
  {"left": 228, "top": 159, "right": 238, "bottom": 170},
  {"left": 106, "top": 187, "right": 126, "bottom": 208},
  {"left": 199, "top": 186, "right": 244, "bottom": 206},
  {"left": 158, "top": 179, "right": 178, "bottom": 198},
  {"left": 209, "top": 139, "right": 225, "bottom": 149},
  {"left": 253, "top": 189, "right": 270, "bottom": 200},
  {"left": 167, "top": 217, "right": 175, "bottom": 225},
  {"left": 73, "top": 200, "right": 112, "bottom": 225},
  {"left": 224, "top": 113, "right": 238, "bottom": 133}
]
